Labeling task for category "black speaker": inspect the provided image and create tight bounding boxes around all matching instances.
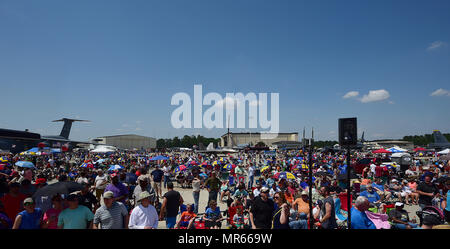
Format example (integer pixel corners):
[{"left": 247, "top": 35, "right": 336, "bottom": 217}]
[{"left": 339, "top": 118, "right": 357, "bottom": 146}]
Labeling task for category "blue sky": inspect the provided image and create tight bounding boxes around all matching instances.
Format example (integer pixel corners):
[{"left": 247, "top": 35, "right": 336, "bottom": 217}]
[{"left": 1, "top": 0, "right": 449, "bottom": 141}]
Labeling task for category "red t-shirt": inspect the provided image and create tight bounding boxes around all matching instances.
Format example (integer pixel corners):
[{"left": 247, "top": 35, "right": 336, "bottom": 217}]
[{"left": 1, "top": 193, "right": 27, "bottom": 220}]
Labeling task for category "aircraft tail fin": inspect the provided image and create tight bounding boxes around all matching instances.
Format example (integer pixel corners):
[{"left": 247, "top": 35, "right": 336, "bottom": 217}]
[
  {"left": 52, "top": 118, "right": 89, "bottom": 139},
  {"left": 206, "top": 142, "right": 214, "bottom": 151}
]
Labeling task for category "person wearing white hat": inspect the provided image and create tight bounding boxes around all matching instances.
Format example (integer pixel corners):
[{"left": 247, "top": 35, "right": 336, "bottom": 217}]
[
  {"left": 128, "top": 191, "right": 159, "bottom": 229},
  {"left": 388, "top": 202, "right": 418, "bottom": 229}
]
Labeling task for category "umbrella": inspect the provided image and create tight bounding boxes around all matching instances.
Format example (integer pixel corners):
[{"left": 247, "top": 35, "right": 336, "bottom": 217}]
[
  {"left": 223, "top": 164, "right": 233, "bottom": 171},
  {"left": 200, "top": 162, "right": 209, "bottom": 168},
  {"left": 435, "top": 176, "right": 449, "bottom": 184},
  {"left": 440, "top": 154, "right": 450, "bottom": 161},
  {"left": 80, "top": 163, "right": 93, "bottom": 168},
  {"left": 150, "top": 155, "right": 169, "bottom": 161},
  {"left": 261, "top": 166, "right": 270, "bottom": 172},
  {"left": 413, "top": 147, "right": 427, "bottom": 152},
  {"left": 315, "top": 171, "right": 332, "bottom": 177},
  {"left": 175, "top": 165, "right": 187, "bottom": 173},
  {"left": 32, "top": 181, "right": 84, "bottom": 199},
  {"left": 108, "top": 164, "right": 124, "bottom": 171},
  {"left": 189, "top": 161, "right": 198, "bottom": 166},
  {"left": 95, "top": 159, "right": 107, "bottom": 164},
  {"left": 274, "top": 172, "right": 296, "bottom": 180},
  {"left": 15, "top": 161, "right": 36, "bottom": 169},
  {"left": 0, "top": 156, "right": 9, "bottom": 163},
  {"left": 373, "top": 148, "right": 392, "bottom": 154},
  {"left": 199, "top": 173, "right": 208, "bottom": 179}
]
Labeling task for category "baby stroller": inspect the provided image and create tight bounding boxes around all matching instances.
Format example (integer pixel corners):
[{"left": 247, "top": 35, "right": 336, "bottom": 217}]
[{"left": 416, "top": 206, "right": 446, "bottom": 227}]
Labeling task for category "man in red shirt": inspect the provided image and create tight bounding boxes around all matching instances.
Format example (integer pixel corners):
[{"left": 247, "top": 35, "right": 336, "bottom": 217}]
[{"left": 0, "top": 182, "right": 27, "bottom": 221}]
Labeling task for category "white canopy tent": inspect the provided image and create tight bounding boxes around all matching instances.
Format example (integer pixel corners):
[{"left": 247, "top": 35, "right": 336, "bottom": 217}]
[
  {"left": 387, "top": 146, "right": 408, "bottom": 153},
  {"left": 90, "top": 145, "right": 117, "bottom": 153},
  {"left": 437, "top": 148, "right": 450, "bottom": 154}
]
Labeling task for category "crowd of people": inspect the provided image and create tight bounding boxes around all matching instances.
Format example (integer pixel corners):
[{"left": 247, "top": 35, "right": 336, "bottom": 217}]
[{"left": 0, "top": 147, "right": 449, "bottom": 229}]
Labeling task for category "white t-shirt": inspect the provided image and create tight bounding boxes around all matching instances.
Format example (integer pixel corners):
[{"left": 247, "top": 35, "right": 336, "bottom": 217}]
[
  {"left": 95, "top": 175, "right": 109, "bottom": 190},
  {"left": 370, "top": 164, "right": 376, "bottom": 174},
  {"left": 162, "top": 166, "right": 170, "bottom": 176},
  {"left": 248, "top": 166, "right": 255, "bottom": 177}
]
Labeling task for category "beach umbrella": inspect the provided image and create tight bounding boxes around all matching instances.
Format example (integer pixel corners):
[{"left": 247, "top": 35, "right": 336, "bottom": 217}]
[
  {"left": 373, "top": 148, "right": 392, "bottom": 154},
  {"left": 80, "top": 163, "right": 94, "bottom": 169},
  {"left": 33, "top": 181, "right": 84, "bottom": 199},
  {"left": 175, "top": 165, "right": 187, "bottom": 173},
  {"left": 413, "top": 147, "right": 427, "bottom": 152},
  {"left": 439, "top": 153, "right": 450, "bottom": 161},
  {"left": 274, "top": 172, "right": 296, "bottom": 180},
  {"left": 95, "top": 159, "right": 107, "bottom": 164},
  {"left": 223, "top": 164, "right": 233, "bottom": 171},
  {"left": 15, "top": 161, "right": 36, "bottom": 169},
  {"left": 150, "top": 155, "right": 169, "bottom": 161},
  {"left": 261, "top": 166, "right": 270, "bottom": 172},
  {"left": 315, "top": 171, "right": 332, "bottom": 178},
  {"left": 108, "top": 164, "right": 124, "bottom": 171}
]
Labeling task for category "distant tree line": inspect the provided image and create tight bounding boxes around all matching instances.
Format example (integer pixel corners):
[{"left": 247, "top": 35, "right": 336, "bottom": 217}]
[
  {"left": 314, "top": 140, "right": 339, "bottom": 148},
  {"left": 403, "top": 133, "right": 450, "bottom": 146},
  {"left": 156, "top": 135, "right": 221, "bottom": 149}
]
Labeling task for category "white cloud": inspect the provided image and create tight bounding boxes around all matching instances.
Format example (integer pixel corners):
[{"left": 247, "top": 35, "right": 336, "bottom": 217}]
[
  {"left": 430, "top": 88, "right": 450, "bottom": 97},
  {"left": 343, "top": 91, "right": 359, "bottom": 99},
  {"left": 427, "top": 41, "right": 446, "bottom": 51},
  {"left": 360, "top": 89, "right": 390, "bottom": 103}
]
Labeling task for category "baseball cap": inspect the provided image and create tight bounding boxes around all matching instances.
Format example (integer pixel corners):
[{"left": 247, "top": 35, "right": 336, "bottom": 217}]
[
  {"left": 103, "top": 191, "right": 114, "bottom": 199},
  {"left": 23, "top": 198, "right": 34, "bottom": 205},
  {"left": 301, "top": 191, "right": 308, "bottom": 196},
  {"left": 391, "top": 179, "right": 398, "bottom": 183},
  {"left": 261, "top": 187, "right": 270, "bottom": 193}
]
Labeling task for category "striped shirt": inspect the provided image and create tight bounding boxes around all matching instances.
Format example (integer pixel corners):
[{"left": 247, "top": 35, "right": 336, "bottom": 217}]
[{"left": 93, "top": 202, "right": 128, "bottom": 229}]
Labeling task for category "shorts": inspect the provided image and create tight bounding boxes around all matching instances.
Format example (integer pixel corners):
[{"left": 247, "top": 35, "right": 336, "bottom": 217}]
[
  {"left": 166, "top": 217, "right": 177, "bottom": 228},
  {"left": 205, "top": 220, "right": 222, "bottom": 228},
  {"left": 180, "top": 221, "right": 190, "bottom": 228}
]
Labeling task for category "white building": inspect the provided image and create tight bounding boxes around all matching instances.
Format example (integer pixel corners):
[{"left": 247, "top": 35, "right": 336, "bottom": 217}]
[{"left": 94, "top": 134, "right": 156, "bottom": 150}]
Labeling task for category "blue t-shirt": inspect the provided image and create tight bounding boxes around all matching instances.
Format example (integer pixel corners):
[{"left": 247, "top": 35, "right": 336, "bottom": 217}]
[
  {"left": 360, "top": 190, "right": 380, "bottom": 203},
  {"left": 205, "top": 207, "right": 221, "bottom": 220},
  {"left": 338, "top": 165, "right": 347, "bottom": 175},
  {"left": 18, "top": 208, "right": 42, "bottom": 229},
  {"left": 350, "top": 207, "right": 376, "bottom": 229}
]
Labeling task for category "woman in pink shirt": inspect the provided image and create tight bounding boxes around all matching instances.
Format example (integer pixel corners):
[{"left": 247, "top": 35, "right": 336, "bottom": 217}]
[{"left": 42, "top": 195, "right": 64, "bottom": 229}]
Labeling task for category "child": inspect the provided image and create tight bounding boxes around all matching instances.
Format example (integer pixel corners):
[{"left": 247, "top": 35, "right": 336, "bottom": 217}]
[
  {"left": 233, "top": 206, "right": 245, "bottom": 229},
  {"left": 176, "top": 204, "right": 196, "bottom": 229},
  {"left": 204, "top": 200, "right": 224, "bottom": 229}
]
